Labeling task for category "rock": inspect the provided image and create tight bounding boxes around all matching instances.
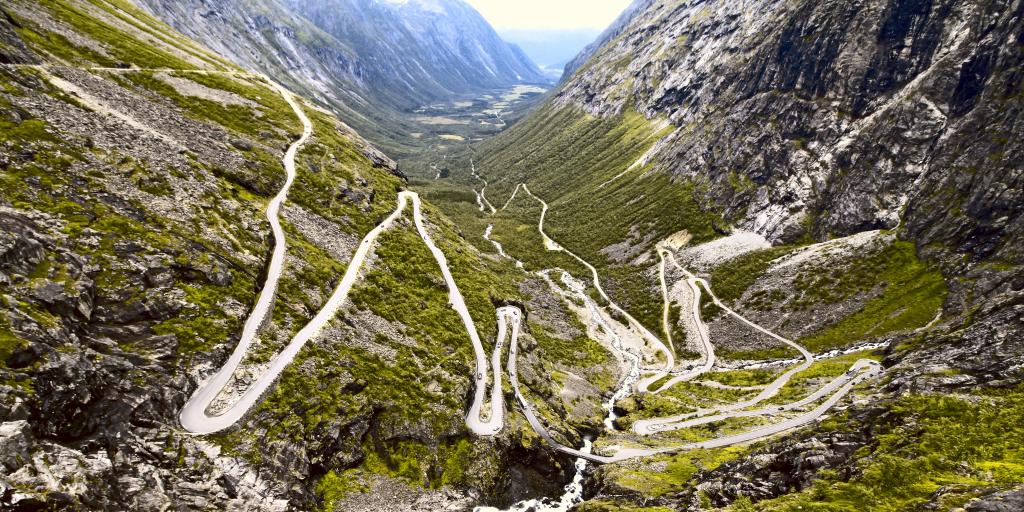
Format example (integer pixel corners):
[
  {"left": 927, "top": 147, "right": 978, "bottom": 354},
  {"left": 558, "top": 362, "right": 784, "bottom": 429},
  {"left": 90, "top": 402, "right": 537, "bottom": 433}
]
[
  {"left": 92, "top": 291, "right": 183, "bottom": 324},
  {"left": 30, "top": 347, "right": 136, "bottom": 440},
  {"left": 29, "top": 279, "right": 93, "bottom": 320},
  {"left": 219, "top": 474, "right": 240, "bottom": 499},
  {"left": 342, "top": 378, "right": 367, "bottom": 394},
  {"left": 0, "top": 210, "right": 47, "bottom": 276},
  {"left": 965, "top": 486, "right": 1024, "bottom": 512},
  {"left": 5, "top": 442, "right": 113, "bottom": 505},
  {"left": 0, "top": 10, "right": 38, "bottom": 65},
  {"left": 230, "top": 139, "right": 254, "bottom": 151},
  {"left": 0, "top": 421, "right": 33, "bottom": 473}
]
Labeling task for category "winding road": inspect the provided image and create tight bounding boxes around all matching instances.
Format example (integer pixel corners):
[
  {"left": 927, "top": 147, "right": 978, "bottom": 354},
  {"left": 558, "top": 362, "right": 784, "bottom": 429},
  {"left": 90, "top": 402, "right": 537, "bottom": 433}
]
[
  {"left": 168, "top": 74, "right": 884, "bottom": 466},
  {"left": 179, "top": 82, "right": 505, "bottom": 436},
  {"left": 22, "top": 59, "right": 889, "bottom": 511},
  {"left": 484, "top": 181, "right": 884, "bottom": 463},
  {"left": 183, "top": 186, "right": 510, "bottom": 435},
  {"left": 471, "top": 159, "right": 498, "bottom": 214},
  {"left": 180, "top": 79, "right": 311, "bottom": 433}
]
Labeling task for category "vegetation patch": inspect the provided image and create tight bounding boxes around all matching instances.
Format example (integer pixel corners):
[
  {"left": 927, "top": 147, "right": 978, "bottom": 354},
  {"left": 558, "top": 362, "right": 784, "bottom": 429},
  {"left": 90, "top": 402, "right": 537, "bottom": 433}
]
[
  {"left": 708, "top": 245, "right": 801, "bottom": 305},
  {"left": 796, "top": 241, "right": 946, "bottom": 352},
  {"left": 600, "top": 447, "right": 744, "bottom": 498},
  {"left": 18, "top": 0, "right": 192, "bottom": 69},
  {"left": 733, "top": 386, "right": 1024, "bottom": 511}
]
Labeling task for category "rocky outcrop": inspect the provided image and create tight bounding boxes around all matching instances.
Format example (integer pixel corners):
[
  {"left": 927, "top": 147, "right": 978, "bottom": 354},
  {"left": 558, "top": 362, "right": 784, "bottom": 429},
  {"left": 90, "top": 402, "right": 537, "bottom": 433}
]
[
  {"left": 0, "top": 8, "right": 37, "bottom": 65},
  {"left": 685, "top": 428, "right": 876, "bottom": 508},
  {"left": 965, "top": 486, "right": 1024, "bottom": 512}
]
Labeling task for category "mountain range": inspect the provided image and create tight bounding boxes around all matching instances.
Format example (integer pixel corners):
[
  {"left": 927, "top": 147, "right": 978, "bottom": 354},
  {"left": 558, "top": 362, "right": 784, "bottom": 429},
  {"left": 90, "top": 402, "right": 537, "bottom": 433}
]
[
  {"left": 0, "top": 0, "right": 1022, "bottom": 511},
  {"left": 498, "top": 28, "right": 603, "bottom": 79},
  {"left": 135, "top": 0, "right": 546, "bottom": 157}
]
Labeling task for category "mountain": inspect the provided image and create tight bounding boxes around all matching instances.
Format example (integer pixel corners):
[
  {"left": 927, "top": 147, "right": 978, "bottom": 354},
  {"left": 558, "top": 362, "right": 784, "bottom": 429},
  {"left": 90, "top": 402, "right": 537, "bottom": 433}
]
[
  {"left": 0, "top": 1, "right": 598, "bottom": 510},
  {"left": 498, "top": 28, "right": 603, "bottom": 80},
  {"left": 284, "top": 0, "right": 546, "bottom": 101},
  {"left": 3, "top": 0, "right": 1024, "bottom": 510},
  {"left": 561, "top": 0, "right": 648, "bottom": 80},
  {"left": 135, "top": 0, "right": 545, "bottom": 157},
  {"left": 467, "top": 0, "right": 1024, "bottom": 508}
]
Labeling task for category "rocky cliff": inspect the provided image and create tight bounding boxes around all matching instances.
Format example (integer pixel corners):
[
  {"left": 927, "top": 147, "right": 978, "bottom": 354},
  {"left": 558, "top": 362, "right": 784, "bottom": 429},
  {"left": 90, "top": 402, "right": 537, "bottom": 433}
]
[
  {"left": 284, "top": 0, "right": 544, "bottom": 104},
  {"left": 554, "top": 0, "right": 1023, "bottom": 257},
  {"left": 479, "top": 0, "right": 1023, "bottom": 348}
]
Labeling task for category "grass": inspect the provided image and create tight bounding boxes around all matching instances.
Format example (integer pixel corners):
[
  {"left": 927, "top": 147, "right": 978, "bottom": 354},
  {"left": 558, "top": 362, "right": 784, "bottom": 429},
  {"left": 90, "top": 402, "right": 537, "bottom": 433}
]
[
  {"left": 0, "top": 71, "right": 277, "bottom": 364},
  {"left": 17, "top": 0, "right": 192, "bottom": 69},
  {"left": 667, "top": 380, "right": 764, "bottom": 404},
  {"left": 600, "top": 447, "right": 745, "bottom": 498},
  {"left": 0, "top": 323, "right": 27, "bottom": 365},
  {"left": 86, "top": 0, "right": 235, "bottom": 71},
  {"left": 530, "top": 323, "right": 611, "bottom": 368},
  {"left": 796, "top": 241, "right": 946, "bottom": 352},
  {"left": 577, "top": 503, "right": 675, "bottom": 512},
  {"left": 765, "top": 350, "right": 883, "bottom": 405},
  {"left": 698, "top": 281, "right": 725, "bottom": 320},
  {"left": 701, "top": 238, "right": 947, "bottom": 354},
  {"left": 112, "top": 71, "right": 298, "bottom": 143},
  {"left": 291, "top": 107, "right": 403, "bottom": 233},
  {"left": 703, "top": 368, "right": 780, "bottom": 387},
  {"left": 666, "top": 301, "right": 692, "bottom": 356},
  {"left": 314, "top": 470, "right": 369, "bottom": 512},
  {"left": 732, "top": 386, "right": 1024, "bottom": 511},
  {"left": 476, "top": 105, "right": 720, "bottom": 255},
  {"left": 708, "top": 245, "right": 801, "bottom": 305},
  {"left": 790, "top": 240, "right": 934, "bottom": 309},
  {"left": 465, "top": 103, "right": 725, "bottom": 335}
]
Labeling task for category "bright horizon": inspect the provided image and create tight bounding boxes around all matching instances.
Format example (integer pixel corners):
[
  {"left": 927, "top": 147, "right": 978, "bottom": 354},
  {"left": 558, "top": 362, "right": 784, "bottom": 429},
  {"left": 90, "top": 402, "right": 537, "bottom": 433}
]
[{"left": 463, "top": 0, "right": 633, "bottom": 31}]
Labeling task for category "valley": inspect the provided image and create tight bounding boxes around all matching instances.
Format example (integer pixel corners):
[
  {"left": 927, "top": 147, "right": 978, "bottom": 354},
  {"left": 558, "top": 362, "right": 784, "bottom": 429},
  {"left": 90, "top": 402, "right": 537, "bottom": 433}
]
[{"left": 0, "top": 0, "right": 1022, "bottom": 511}]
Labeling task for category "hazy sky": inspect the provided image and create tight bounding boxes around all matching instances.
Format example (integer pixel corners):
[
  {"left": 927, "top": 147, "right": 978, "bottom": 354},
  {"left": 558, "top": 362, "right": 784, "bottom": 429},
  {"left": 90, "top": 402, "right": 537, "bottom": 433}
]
[{"left": 463, "top": 0, "right": 633, "bottom": 30}]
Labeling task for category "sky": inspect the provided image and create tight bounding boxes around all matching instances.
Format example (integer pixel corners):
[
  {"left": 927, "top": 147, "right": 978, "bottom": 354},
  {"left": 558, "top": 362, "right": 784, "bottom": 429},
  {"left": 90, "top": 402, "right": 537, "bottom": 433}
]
[{"left": 463, "top": 0, "right": 633, "bottom": 31}]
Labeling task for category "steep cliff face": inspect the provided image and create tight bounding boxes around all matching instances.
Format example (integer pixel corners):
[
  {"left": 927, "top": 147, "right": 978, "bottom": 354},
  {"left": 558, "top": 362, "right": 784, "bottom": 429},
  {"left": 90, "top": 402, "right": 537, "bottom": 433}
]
[
  {"left": 136, "top": 0, "right": 545, "bottom": 159},
  {"left": 561, "top": 0, "right": 651, "bottom": 80},
  {"left": 132, "top": 0, "right": 411, "bottom": 159},
  {"left": 132, "top": 0, "right": 367, "bottom": 106},
  {"left": 139, "top": 0, "right": 543, "bottom": 112},
  {"left": 480, "top": 0, "right": 1023, "bottom": 319},
  {"left": 555, "top": 0, "right": 1023, "bottom": 261}
]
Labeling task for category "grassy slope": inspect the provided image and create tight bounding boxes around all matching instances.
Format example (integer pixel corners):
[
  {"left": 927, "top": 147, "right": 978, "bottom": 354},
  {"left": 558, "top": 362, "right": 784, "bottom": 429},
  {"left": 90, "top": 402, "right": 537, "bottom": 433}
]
[
  {"left": 461, "top": 103, "right": 723, "bottom": 335},
  {"left": 704, "top": 237, "right": 947, "bottom": 356}
]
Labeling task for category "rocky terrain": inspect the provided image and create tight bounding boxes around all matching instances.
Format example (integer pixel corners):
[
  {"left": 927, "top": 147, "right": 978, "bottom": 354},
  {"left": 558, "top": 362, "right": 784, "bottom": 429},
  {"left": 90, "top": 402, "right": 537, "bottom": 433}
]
[
  {"left": 2, "top": 0, "right": 1023, "bottom": 511},
  {"left": 284, "top": 0, "right": 544, "bottom": 105}
]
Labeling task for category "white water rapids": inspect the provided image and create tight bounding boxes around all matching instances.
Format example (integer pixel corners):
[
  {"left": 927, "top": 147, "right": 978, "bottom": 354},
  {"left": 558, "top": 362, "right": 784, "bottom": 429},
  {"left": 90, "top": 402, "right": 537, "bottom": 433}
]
[{"left": 475, "top": 440, "right": 593, "bottom": 512}]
